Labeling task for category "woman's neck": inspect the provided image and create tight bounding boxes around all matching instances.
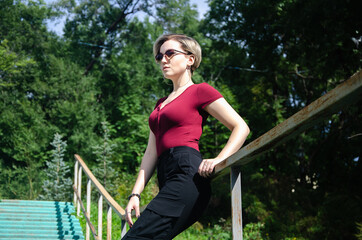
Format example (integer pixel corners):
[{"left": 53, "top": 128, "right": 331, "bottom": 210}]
[{"left": 171, "top": 72, "right": 193, "bottom": 92}]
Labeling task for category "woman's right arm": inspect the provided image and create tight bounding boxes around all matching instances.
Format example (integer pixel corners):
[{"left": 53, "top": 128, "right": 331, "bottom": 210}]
[{"left": 125, "top": 130, "right": 158, "bottom": 227}]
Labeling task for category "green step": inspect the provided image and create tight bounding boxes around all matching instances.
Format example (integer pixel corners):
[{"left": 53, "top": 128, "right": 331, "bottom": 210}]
[
  {"left": 0, "top": 208, "right": 74, "bottom": 215},
  {"left": 0, "top": 199, "right": 84, "bottom": 240},
  {"left": 0, "top": 216, "right": 79, "bottom": 223},
  {"left": 0, "top": 219, "right": 81, "bottom": 226},
  {"left": 0, "top": 199, "right": 74, "bottom": 207},
  {"left": 0, "top": 233, "right": 84, "bottom": 239},
  {"left": 3, "top": 224, "right": 82, "bottom": 231}
]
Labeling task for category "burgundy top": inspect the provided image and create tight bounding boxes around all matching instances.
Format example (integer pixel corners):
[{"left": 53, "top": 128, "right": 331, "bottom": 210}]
[{"left": 149, "top": 83, "right": 223, "bottom": 156}]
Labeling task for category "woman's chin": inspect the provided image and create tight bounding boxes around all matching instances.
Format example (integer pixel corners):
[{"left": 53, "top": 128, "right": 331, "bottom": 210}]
[{"left": 162, "top": 72, "right": 173, "bottom": 79}]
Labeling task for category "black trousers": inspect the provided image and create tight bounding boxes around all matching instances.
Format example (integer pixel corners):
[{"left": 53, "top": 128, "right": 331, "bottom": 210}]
[{"left": 122, "top": 146, "right": 211, "bottom": 239}]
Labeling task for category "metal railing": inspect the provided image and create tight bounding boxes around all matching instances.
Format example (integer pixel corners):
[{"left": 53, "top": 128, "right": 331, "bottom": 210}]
[{"left": 73, "top": 70, "right": 361, "bottom": 239}]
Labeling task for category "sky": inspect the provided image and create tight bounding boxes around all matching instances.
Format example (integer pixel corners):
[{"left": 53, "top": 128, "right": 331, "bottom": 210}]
[{"left": 46, "top": 0, "right": 210, "bottom": 36}]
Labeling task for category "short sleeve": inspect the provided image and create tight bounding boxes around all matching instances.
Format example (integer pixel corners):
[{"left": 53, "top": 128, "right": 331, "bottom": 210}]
[{"left": 197, "top": 83, "right": 223, "bottom": 109}]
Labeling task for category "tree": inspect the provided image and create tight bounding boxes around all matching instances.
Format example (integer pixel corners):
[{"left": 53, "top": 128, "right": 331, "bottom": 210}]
[
  {"left": 39, "top": 133, "right": 72, "bottom": 201},
  {"left": 153, "top": 0, "right": 199, "bottom": 34},
  {"left": 92, "top": 121, "right": 117, "bottom": 193},
  {"left": 60, "top": 0, "right": 150, "bottom": 74},
  {"left": 0, "top": 0, "right": 104, "bottom": 199},
  {"left": 0, "top": 39, "right": 35, "bottom": 86}
]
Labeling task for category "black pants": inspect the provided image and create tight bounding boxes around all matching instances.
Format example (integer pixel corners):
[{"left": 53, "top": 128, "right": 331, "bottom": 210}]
[{"left": 122, "top": 146, "right": 211, "bottom": 239}]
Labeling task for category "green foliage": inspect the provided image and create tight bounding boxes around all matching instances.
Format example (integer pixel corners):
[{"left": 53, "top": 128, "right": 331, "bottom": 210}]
[
  {"left": 114, "top": 172, "right": 159, "bottom": 209},
  {"left": 1, "top": 0, "right": 361, "bottom": 239},
  {"left": 203, "top": 0, "right": 362, "bottom": 239},
  {"left": 154, "top": 0, "right": 199, "bottom": 34},
  {"left": 0, "top": 0, "right": 104, "bottom": 200},
  {"left": 173, "top": 218, "right": 231, "bottom": 240},
  {"left": 357, "top": 222, "right": 362, "bottom": 240},
  {"left": 0, "top": 90, "right": 50, "bottom": 199},
  {"left": 39, "top": 133, "right": 72, "bottom": 201},
  {"left": 92, "top": 121, "right": 117, "bottom": 194},
  {"left": 244, "top": 222, "right": 265, "bottom": 240},
  {"left": 0, "top": 39, "right": 35, "bottom": 85}
]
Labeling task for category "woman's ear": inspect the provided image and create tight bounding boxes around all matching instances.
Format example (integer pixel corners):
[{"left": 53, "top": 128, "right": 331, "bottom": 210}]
[{"left": 187, "top": 55, "right": 195, "bottom": 68}]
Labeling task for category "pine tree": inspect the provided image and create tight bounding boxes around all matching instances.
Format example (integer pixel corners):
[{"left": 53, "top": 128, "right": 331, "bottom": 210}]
[
  {"left": 39, "top": 133, "right": 72, "bottom": 201},
  {"left": 92, "top": 121, "right": 117, "bottom": 193}
]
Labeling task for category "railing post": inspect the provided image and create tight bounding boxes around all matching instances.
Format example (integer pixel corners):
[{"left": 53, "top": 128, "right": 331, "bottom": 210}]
[
  {"left": 86, "top": 178, "right": 92, "bottom": 240},
  {"left": 77, "top": 166, "right": 82, "bottom": 217},
  {"left": 230, "top": 167, "right": 243, "bottom": 240},
  {"left": 74, "top": 161, "right": 79, "bottom": 206},
  {"left": 98, "top": 195, "right": 103, "bottom": 240},
  {"left": 121, "top": 219, "right": 127, "bottom": 238},
  {"left": 107, "top": 205, "right": 112, "bottom": 240}
]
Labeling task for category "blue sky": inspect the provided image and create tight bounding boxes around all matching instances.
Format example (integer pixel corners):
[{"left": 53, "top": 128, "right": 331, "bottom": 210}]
[{"left": 46, "top": 0, "right": 210, "bottom": 36}]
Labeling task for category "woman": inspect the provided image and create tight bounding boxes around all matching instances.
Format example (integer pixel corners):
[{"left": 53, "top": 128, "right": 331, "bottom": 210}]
[{"left": 122, "top": 34, "right": 250, "bottom": 239}]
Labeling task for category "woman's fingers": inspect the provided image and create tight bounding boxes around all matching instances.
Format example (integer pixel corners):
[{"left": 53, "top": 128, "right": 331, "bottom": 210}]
[
  {"left": 198, "top": 159, "right": 216, "bottom": 177},
  {"left": 135, "top": 205, "right": 140, "bottom": 218},
  {"left": 126, "top": 209, "right": 133, "bottom": 227}
]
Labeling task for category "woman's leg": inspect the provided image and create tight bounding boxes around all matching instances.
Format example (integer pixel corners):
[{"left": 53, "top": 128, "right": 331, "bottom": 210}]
[{"left": 121, "top": 209, "right": 176, "bottom": 240}]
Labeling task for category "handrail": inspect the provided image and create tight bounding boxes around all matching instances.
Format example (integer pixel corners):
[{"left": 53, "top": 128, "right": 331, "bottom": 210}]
[
  {"left": 215, "top": 70, "right": 362, "bottom": 176},
  {"left": 214, "top": 70, "right": 362, "bottom": 239}
]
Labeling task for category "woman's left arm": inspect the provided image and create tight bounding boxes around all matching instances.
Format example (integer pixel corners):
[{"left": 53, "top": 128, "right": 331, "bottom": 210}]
[{"left": 199, "top": 98, "right": 250, "bottom": 178}]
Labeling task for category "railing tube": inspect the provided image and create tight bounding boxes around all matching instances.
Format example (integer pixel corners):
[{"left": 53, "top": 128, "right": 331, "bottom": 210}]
[
  {"left": 98, "top": 195, "right": 103, "bottom": 240},
  {"left": 77, "top": 166, "right": 82, "bottom": 217},
  {"left": 107, "top": 205, "right": 112, "bottom": 240},
  {"left": 121, "top": 219, "right": 127, "bottom": 238},
  {"left": 86, "top": 178, "right": 91, "bottom": 240},
  {"left": 74, "top": 161, "right": 79, "bottom": 206}
]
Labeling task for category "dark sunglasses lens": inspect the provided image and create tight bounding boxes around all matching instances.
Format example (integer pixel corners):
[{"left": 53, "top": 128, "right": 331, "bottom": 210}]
[
  {"left": 164, "top": 50, "right": 175, "bottom": 57},
  {"left": 155, "top": 50, "right": 177, "bottom": 61},
  {"left": 155, "top": 53, "right": 163, "bottom": 61}
]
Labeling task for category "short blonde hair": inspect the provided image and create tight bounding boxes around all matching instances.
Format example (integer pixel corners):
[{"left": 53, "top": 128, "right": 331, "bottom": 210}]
[{"left": 153, "top": 34, "right": 202, "bottom": 74}]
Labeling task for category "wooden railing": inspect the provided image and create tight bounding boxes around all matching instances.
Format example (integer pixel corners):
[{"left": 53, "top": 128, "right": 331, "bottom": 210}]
[
  {"left": 73, "top": 154, "right": 129, "bottom": 240},
  {"left": 73, "top": 70, "right": 361, "bottom": 239},
  {"left": 213, "top": 70, "right": 362, "bottom": 239}
]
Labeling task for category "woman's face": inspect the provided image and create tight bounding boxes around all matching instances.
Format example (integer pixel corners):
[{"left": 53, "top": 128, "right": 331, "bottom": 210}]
[{"left": 158, "top": 40, "right": 191, "bottom": 80}]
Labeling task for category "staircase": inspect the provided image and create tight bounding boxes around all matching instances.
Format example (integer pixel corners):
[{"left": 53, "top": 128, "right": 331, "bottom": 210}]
[{"left": 0, "top": 199, "right": 84, "bottom": 240}]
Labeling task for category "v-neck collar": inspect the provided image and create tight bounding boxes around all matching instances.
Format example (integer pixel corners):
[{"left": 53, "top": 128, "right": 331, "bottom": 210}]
[{"left": 158, "top": 84, "right": 196, "bottom": 111}]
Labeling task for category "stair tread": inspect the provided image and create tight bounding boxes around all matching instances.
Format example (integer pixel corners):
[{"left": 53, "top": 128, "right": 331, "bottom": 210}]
[
  {"left": 0, "top": 199, "right": 73, "bottom": 205},
  {"left": 0, "top": 200, "right": 84, "bottom": 240},
  {"left": 2, "top": 224, "right": 82, "bottom": 230}
]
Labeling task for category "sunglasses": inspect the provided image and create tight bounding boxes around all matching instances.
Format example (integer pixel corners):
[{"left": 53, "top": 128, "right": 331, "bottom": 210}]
[{"left": 155, "top": 49, "right": 190, "bottom": 62}]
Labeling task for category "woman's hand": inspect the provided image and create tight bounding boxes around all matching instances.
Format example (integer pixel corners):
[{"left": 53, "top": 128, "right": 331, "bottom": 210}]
[
  {"left": 125, "top": 196, "right": 140, "bottom": 227},
  {"left": 199, "top": 98, "right": 250, "bottom": 178},
  {"left": 198, "top": 158, "right": 223, "bottom": 178}
]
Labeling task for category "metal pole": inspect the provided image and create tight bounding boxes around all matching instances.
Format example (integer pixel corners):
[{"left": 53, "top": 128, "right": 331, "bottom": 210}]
[
  {"left": 121, "top": 219, "right": 127, "bottom": 238},
  {"left": 74, "top": 161, "right": 79, "bottom": 206},
  {"left": 98, "top": 195, "right": 103, "bottom": 240},
  {"left": 107, "top": 205, "right": 112, "bottom": 240},
  {"left": 230, "top": 167, "right": 243, "bottom": 239},
  {"left": 86, "top": 178, "right": 91, "bottom": 240},
  {"left": 77, "top": 166, "right": 82, "bottom": 217}
]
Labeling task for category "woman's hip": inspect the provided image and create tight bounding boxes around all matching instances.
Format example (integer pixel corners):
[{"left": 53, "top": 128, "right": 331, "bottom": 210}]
[{"left": 157, "top": 146, "right": 204, "bottom": 186}]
